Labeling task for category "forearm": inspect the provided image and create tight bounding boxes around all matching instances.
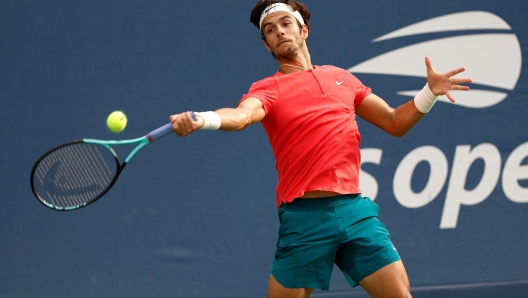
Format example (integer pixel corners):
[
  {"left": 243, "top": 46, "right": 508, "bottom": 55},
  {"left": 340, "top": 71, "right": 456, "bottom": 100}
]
[
  {"left": 197, "top": 97, "right": 265, "bottom": 131},
  {"left": 357, "top": 93, "right": 426, "bottom": 137},
  {"left": 171, "top": 97, "right": 264, "bottom": 136},
  {"left": 358, "top": 57, "right": 470, "bottom": 138},
  {"left": 215, "top": 108, "right": 253, "bottom": 131},
  {"left": 389, "top": 100, "right": 426, "bottom": 137}
]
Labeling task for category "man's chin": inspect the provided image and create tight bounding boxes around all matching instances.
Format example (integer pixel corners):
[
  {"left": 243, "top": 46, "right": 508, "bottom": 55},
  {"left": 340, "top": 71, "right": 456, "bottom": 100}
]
[{"left": 274, "top": 49, "right": 296, "bottom": 61}]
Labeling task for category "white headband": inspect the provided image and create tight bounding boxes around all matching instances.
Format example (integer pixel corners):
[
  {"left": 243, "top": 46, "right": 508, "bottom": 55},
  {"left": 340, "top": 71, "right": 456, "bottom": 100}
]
[{"left": 259, "top": 3, "right": 305, "bottom": 30}]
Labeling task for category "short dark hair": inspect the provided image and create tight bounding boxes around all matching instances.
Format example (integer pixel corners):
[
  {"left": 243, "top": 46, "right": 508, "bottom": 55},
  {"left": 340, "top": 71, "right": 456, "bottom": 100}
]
[{"left": 250, "top": 0, "right": 311, "bottom": 39}]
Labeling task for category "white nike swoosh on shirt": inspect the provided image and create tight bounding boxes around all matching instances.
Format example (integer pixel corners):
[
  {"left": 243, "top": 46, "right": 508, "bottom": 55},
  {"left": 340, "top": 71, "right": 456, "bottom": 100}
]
[{"left": 336, "top": 81, "right": 345, "bottom": 85}]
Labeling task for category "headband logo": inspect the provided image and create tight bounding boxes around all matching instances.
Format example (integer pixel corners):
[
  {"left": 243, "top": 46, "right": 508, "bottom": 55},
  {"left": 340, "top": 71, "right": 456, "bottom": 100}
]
[
  {"left": 259, "top": 3, "right": 305, "bottom": 30},
  {"left": 263, "top": 4, "right": 278, "bottom": 15}
]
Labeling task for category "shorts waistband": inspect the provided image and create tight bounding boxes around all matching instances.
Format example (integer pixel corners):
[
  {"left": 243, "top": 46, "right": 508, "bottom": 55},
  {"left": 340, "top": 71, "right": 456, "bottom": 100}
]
[{"left": 282, "top": 194, "right": 362, "bottom": 208}]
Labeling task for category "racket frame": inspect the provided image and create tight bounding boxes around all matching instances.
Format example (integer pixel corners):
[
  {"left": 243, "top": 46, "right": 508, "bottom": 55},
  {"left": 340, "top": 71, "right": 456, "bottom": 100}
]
[
  {"left": 31, "top": 136, "right": 149, "bottom": 211},
  {"left": 30, "top": 113, "right": 196, "bottom": 211},
  {"left": 30, "top": 140, "right": 122, "bottom": 210}
]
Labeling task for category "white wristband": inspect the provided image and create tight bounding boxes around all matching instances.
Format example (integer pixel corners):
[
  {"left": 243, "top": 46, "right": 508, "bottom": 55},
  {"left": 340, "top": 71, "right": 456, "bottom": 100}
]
[
  {"left": 194, "top": 111, "right": 221, "bottom": 130},
  {"left": 414, "top": 84, "right": 438, "bottom": 113}
]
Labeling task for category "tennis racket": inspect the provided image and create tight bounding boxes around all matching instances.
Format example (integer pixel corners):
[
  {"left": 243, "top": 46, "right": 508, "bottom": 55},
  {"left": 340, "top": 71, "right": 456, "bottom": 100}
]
[{"left": 30, "top": 112, "right": 196, "bottom": 211}]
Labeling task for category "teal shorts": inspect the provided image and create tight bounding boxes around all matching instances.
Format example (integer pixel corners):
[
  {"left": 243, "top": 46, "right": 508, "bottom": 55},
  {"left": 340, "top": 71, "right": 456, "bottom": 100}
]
[{"left": 272, "top": 194, "right": 400, "bottom": 290}]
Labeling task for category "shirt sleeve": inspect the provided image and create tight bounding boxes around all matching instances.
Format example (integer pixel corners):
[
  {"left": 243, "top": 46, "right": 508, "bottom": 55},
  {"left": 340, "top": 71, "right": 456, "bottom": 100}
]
[
  {"left": 238, "top": 77, "right": 280, "bottom": 114},
  {"left": 345, "top": 71, "right": 372, "bottom": 107}
]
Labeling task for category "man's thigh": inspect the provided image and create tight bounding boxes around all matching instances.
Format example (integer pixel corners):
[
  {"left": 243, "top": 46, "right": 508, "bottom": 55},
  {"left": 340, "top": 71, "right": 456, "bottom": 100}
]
[
  {"left": 335, "top": 217, "right": 401, "bottom": 286},
  {"left": 359, "top": 260, "right": 411, "bottom": 298},
  {"left": 267, "top": 274, "right": 314, "bottom": 298}
]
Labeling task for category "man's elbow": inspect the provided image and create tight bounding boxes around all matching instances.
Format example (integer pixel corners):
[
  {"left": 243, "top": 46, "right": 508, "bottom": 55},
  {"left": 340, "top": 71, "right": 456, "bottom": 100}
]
[
  {"left": 392, "top": 131, "right": 407, "bottom": 138},
  {"left": 387, "top": 127, "right": 408, "bottom": 138},
  {"left": 233, "top": 112, "right": 253, "bottom": 131}
]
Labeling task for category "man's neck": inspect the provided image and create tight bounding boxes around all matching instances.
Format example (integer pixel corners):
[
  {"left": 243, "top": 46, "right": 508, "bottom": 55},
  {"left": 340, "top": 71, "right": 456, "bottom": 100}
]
[
  {"left": 279, "top": 62, "right": 310, "bottom": 73},
  {"left": 278, "top": 44, "right": 313, "bottom": 74}
]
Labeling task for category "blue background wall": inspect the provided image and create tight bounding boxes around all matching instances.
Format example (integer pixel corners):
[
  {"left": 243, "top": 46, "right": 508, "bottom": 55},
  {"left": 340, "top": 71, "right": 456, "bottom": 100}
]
[{"left": 1, "top": 1, "right": 527, "bottom": 297}]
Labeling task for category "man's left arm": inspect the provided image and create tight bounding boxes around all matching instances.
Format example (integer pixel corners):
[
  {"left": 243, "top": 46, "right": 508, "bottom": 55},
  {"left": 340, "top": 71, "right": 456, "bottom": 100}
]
[{"left": 355, "top": 56, "right": 472, "bottom": 137}]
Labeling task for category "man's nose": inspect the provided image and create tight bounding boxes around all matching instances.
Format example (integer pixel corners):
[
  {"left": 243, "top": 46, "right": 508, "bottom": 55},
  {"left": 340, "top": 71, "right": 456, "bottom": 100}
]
[{"left": 276, "top": 27, "right": 285, "bottom": 37}]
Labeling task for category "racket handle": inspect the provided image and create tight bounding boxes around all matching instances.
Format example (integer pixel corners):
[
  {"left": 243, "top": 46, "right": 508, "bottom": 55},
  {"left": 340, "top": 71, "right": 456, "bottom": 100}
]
[
  {"left": 147, "top": 112, "right": 198, "bottom": 142},
  {"left": 148, "top": 123, "right": 173, "bottom": 142}
]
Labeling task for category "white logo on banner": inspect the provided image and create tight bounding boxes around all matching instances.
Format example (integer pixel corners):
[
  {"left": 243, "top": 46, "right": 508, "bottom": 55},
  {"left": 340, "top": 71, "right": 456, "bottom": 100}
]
[
  {"left": 355, "top": 11, "right": 527, "bottom": 229},
  {"left": 348, "top": 11, "right": 522, "bottom": 108}
]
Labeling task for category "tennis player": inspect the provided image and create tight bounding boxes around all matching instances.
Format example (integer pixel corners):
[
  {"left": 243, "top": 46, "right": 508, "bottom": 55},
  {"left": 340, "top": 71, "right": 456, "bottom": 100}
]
[{"left": 170, "top": 1, "right": 471, "bottom": 297}]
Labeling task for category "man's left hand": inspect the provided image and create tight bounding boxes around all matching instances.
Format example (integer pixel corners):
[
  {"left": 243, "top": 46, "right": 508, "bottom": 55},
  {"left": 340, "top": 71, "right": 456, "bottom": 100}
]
[{"left": 425, "top": 56, "right": 473, "bottom": 102}]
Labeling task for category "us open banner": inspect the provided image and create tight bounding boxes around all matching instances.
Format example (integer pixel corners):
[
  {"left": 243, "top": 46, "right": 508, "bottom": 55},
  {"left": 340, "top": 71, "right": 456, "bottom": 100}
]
[{"left": 1, "top": 1, "right": 527, "bottom": 297}]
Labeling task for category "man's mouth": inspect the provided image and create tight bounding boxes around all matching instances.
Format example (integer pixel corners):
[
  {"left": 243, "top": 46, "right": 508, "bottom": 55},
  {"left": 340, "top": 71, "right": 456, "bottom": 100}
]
[{"left": 277, "top": 39, "right": 291, "bottom": 47}]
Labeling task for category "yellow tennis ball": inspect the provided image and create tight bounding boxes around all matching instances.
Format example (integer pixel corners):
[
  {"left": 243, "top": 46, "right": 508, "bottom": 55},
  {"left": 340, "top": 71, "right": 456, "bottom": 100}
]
[{"left": 107, "top": 111, "right": 127, "bottom": 133}]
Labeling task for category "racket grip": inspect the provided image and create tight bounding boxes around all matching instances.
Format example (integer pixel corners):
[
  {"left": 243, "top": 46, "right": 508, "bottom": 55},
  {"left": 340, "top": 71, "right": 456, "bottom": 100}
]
[
  {"left": 148, "top": 123, "right": 174, "bottom": 142},
  {"left": 189, "top": 111, "right": 197, "bottom": 121},
  {"left": 147, "top": 112, "right": 198, "bottom": 142}
]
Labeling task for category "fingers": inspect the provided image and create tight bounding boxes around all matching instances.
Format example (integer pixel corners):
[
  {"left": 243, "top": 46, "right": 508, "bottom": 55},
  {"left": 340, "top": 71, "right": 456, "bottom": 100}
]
[
  {"left": 450, "top": 77, "right": 472, "bottom": 85},
  {"left": 446, "top": 67, "right": 466, "bottom": 77},
  {"left": 444, "top": 78, "right": 472, "bottom": 102},
  {"left": 426, "top": 56, "right": 471, "bottom": 82},
  {"left": 450, "top": 77, "right": 472, "bottom": 90},
  {"left": 444, "top": 66, "right": 472, "bottom": 89},
  {"left": 445, "top": 91, "right": 456, "bottom": 103},
  {"left": 451, "top": 83, "right": 471, "bottom": 91},
  {"left": 424, "top": 56, "right": 472, "bottom": 103},
  {"left": 451, "top": 85, "right": 470, "bottom": 92},
  {"left": 169, "top": 111, "right": 196, "bottom": 137},
  {"left": 426, "top": 56, "right": 465, "bottom": 76},
  {"left": 425, "top": 56, "right": 433, "bottom": 72}
]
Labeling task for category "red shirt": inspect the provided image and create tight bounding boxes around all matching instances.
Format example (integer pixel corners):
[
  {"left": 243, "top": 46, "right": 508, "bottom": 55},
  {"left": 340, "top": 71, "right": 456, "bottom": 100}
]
[{"left": 239, "top": 65, "right": 371, "bottom": 208}]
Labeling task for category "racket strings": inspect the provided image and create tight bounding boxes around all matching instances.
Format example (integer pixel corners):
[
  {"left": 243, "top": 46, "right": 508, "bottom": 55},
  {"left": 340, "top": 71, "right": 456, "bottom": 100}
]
[{"left": 32, "top": 143, "right": 119, "bottom": 209}]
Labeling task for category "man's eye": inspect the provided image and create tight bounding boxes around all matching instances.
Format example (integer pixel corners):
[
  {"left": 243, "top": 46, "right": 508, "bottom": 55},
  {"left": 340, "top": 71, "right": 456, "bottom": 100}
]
[{"left": 267, "top": 28, "right": 274, "bottom": 34}]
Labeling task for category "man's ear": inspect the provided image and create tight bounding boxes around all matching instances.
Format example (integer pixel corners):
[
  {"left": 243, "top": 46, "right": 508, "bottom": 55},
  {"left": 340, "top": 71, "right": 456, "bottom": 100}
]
[{"left": 302, "top": 24, "right": 309, "bottom": 40}]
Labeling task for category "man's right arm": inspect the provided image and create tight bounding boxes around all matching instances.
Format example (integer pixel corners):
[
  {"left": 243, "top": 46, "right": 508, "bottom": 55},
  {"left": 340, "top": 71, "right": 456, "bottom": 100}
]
[{"left": 169, "top": 97, "right": 265, "bottom": 137}]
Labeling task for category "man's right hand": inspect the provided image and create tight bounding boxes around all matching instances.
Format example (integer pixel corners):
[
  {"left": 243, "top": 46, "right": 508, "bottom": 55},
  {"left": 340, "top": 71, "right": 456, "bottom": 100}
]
[{"left": 169, "top": 111, "right": 203, "bottom": 137}]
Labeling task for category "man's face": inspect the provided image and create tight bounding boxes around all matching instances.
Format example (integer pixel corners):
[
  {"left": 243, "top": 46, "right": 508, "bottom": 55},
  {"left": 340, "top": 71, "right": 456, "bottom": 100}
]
[{"left": 260, "top": 11, "right": 308, "bottom": 60}]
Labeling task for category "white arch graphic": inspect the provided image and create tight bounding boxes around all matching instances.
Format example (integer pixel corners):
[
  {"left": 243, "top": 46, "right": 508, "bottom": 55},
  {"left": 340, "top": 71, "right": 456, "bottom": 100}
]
[
  {"left": 373, "top": 11, "right": 511, "bottom": 42},
  {"left": 348, "top": 12, "right": 522, "bottom": 109}
]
